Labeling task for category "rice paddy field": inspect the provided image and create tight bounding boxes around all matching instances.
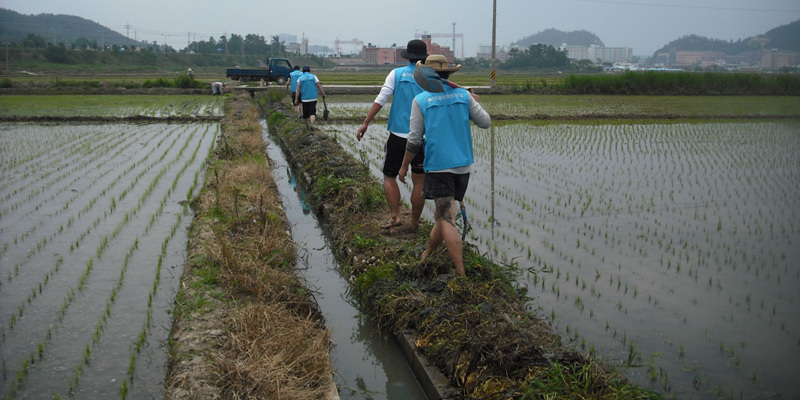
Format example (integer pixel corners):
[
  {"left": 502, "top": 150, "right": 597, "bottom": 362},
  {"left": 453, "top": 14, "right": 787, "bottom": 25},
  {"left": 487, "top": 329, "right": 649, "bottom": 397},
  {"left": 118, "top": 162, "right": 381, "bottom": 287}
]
[
  {"left": 0, "top": 95, "right": 225, "bottom": 118},
  {"left": 326, "top": 94, "right": 800, "bottom": 120},
  {"left": 2, "top": 92, "right": 798, "bottom": 399},
  {"left": 327, "top": 98, "right": 800, "bottom": 400},
  {"left": 0, "top": 96, "right": 221, "bottom": 398}
]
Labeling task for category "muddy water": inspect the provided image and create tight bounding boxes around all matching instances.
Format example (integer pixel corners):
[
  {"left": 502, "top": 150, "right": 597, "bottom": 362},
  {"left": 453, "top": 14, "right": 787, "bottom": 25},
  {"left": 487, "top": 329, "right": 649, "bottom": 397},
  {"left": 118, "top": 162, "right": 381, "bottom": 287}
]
[
  {"left": 329, "top": 120, "right": 800, "bottom": 400},
  {"left": 0, "top": 123, "right": 216, "bottom": 399},
  {"left": 262, "top": 125, "right": 427, "bottom": 400}
]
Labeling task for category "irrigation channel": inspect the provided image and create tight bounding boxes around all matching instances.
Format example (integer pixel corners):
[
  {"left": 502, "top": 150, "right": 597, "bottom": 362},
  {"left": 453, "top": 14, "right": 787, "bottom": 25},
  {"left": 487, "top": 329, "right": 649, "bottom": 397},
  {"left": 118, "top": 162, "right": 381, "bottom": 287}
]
[
  {"left": 261, "top": 121, "right": 428, "bottom": 399},
  {"left": 325, "top": 120, "right": 800, "bottom": 400}
]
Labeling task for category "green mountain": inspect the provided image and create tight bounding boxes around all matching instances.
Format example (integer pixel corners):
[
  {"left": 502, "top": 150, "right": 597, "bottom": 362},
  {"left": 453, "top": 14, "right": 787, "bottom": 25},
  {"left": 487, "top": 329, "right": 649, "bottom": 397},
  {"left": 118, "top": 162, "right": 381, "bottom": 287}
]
[
  {"left": 512, "top": 28, "right": 604, "bottom": 48},
  {"left": 0, "top": 8, "right": 146, "bottom": 48},
  {"left": 652, "top": 19, "right": 800, "bottom": 56}
]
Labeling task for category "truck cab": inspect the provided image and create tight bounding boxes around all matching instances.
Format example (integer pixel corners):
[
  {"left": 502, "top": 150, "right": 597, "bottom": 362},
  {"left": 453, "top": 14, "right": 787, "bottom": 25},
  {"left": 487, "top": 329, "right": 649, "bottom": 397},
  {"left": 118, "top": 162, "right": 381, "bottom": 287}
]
[
  {"left": 267, "top": 58, "right": 293, "bottom": 85},
  {"left": 225, "top": 58, "right": 294, "bottom": 85}
]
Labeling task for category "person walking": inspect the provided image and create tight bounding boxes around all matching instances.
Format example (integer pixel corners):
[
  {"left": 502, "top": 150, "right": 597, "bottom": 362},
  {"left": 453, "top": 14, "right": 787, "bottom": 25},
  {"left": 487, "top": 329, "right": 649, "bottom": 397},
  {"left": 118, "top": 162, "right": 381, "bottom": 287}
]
[
  {"left": 398, "top": 55, "right": 491, "bottom": 277},
  {"left": 356, "top": 39, "right": 428, "bottom": 231},
  {"left": 287, "top": 65, "right": 303, "bottom": 117},
  {"left": 295, "top": 66, "right": 326, "bottom": 127}
]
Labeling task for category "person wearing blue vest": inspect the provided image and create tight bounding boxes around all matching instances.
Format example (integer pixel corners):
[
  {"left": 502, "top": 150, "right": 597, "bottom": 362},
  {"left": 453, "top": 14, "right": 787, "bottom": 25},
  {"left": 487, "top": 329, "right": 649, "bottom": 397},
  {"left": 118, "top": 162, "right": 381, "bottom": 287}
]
[
  {"left": 398, "top": 55, "right": 491, "bottom": 277},
  {"left": 356, "top": 39, "right": 428, "bottom": 231},
  {"left": 287, "top": 65, "right": 303, "bottom": 116},
  {"left": 295, "top": 65, "right": 326, "bottom": 127}
]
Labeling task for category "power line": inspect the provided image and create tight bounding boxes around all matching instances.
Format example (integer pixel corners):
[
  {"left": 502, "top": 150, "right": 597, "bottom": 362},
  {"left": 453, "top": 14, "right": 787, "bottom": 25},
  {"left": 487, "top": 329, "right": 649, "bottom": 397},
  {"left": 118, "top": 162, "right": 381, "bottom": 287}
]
[{"left": 578, "top": 0, "right": 800, "bottom": 13}]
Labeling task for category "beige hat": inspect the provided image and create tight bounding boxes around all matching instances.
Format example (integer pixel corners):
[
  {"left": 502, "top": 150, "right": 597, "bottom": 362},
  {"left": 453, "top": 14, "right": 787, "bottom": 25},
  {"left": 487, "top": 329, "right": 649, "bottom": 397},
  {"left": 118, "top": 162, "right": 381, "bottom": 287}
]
[{"left": 417, "top": 54, "right": 461, "bottom": 72}]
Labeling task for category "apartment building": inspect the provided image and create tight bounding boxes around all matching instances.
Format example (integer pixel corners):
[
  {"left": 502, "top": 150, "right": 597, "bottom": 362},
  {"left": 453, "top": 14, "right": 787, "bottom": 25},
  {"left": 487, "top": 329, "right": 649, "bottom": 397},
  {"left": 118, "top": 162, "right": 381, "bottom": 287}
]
[
  {"left": 761, "top": 49, "right": 798, "bottom": 70},
  {"left": 562, "top": 44, "right": 633, "bottom": 64}
]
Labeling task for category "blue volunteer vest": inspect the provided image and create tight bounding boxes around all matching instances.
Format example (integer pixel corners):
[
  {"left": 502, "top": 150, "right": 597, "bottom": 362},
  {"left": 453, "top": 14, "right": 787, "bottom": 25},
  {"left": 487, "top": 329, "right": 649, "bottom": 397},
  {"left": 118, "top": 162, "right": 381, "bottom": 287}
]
[
  {"left": 416, "top": 86, "right": 473, "bottom": 171},
  {"left": 298, "top": 73, "right": 318, "bottom": 101},
  {"left": 289, "top": 70, "right": 303, "bottom": 92},
  {"left": 387, "top": 63, "right": 424, "bottom": 134}
]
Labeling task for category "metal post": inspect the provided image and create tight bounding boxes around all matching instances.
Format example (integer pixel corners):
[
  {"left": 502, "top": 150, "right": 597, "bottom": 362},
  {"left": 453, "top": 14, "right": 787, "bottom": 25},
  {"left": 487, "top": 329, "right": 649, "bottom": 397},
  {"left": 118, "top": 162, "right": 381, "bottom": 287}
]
[
  {"left": 490, "top": 0, "right": 497, "bottom": 87},
  {"left": 490, "top": 0, "right": 497, "bottom": 230},
  {"left": 452, "top": 22, "right": 456, "bottom": 59}
]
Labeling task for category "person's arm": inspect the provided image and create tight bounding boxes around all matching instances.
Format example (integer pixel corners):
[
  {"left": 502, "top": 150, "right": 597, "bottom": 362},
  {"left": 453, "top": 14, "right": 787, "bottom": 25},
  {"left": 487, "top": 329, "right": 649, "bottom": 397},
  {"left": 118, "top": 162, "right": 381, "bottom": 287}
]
[
  {"left": 295, "top": 81, "right": 301, "bottom": 104},
  {"left": 399, "top": 99, "right": 424, "bottom": 183},
  {"left": 356, "top": 103, "right": 383, "bottom": 141},
  {"left": 469, "top": 95, "right": 491, "bottom": 129},
  {"left": 356, "top": 70, "right": 396, "bottom": 140},
  {"left": 316, "top": 81, "right": 325, "bottom": 99}
]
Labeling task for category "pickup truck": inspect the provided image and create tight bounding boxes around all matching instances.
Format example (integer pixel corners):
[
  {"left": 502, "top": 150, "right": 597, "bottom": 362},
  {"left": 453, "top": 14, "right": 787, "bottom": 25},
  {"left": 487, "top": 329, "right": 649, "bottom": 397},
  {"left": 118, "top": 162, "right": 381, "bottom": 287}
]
[{"left": 226, "top": 58, "right": 294, "bottom": 84}]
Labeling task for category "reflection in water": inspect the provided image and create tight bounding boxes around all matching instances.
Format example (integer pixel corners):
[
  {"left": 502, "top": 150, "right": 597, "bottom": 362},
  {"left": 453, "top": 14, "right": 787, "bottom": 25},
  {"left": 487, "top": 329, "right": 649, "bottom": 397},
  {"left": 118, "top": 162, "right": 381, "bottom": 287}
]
[
  {"left": 263, "top": 125, "right": 426, "bottom": 400},
  {"left": 287, "top": 166, "right": 311, "bottom": 214},
  {"left": 490, "top": 124, "right": 496, "bottom": 241}
]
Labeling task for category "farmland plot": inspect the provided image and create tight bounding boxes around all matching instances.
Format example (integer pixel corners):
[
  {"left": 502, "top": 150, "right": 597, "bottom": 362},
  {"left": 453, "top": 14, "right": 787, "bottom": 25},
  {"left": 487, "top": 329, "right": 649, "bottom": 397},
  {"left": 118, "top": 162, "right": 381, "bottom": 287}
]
[
  {"left": 329, "top": 121, "right": 800, "bottom": 400},
  {"left": 0, "top": 95, "right": 225, "bottom": 118},
  {"left": 0, "top": 122, "right": 217, "bottom": 398}
]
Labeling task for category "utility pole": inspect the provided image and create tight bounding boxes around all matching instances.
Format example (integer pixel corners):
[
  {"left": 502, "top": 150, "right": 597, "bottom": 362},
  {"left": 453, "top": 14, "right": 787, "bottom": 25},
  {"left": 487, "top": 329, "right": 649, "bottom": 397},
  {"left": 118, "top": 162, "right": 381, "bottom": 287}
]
[
  {"left": 452, "top": 22, "right": 456, "bottom": 59},
  {"left": 491, "top": 0, "right": 497, "bottom": 87},
  {"left": 490, "top": 0, "right": 497, "bottom": 230}
]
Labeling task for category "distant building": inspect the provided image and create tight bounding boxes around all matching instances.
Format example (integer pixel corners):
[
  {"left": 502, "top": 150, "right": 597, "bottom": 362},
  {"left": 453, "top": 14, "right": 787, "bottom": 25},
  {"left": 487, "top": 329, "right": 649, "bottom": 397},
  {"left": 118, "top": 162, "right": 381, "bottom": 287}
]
[
  {"left": 476, "top": 44, "right": 511, "bottom": 61},
  {"left": 761, "top": 49, "right": 798, "bottom": 70},
  {"left": 672, "top": 51, "right": 724, "bottom": 67},
  {"left": 361, "top": 35, "right": 454, "bottom": 66},
  {"left": 278, "top": 33, "right": 297, "bottom": 47},
  {"left": 363, "top": 45, "right": 397, "bottom": 65},
  {"left": 562, "top": 44, "right": 633, "bottom": 64}
]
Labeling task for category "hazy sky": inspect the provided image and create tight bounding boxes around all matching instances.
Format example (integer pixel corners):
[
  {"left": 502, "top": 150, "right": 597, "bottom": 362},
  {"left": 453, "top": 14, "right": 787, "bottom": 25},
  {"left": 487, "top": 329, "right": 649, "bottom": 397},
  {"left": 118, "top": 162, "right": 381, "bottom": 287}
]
[{"left": 2, "top": 0, "right": 799, "bottom": 57}]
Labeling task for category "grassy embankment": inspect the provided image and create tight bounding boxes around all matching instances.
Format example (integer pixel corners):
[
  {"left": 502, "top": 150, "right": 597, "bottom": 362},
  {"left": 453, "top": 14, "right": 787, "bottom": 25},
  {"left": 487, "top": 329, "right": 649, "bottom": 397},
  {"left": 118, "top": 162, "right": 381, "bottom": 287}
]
[
  {"left": 164, "top": 92, "right": 335, "bottom": 399},
  {"left": 255, "top": 90, "right": 665, "bottom": 399}
]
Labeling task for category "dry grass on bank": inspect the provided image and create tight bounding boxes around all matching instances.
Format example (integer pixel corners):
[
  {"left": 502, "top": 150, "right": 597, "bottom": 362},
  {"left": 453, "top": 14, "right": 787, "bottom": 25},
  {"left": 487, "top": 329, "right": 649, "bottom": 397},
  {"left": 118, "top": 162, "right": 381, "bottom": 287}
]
[{"left": 165, "top": 93, "right": 334, "bottom": 400}]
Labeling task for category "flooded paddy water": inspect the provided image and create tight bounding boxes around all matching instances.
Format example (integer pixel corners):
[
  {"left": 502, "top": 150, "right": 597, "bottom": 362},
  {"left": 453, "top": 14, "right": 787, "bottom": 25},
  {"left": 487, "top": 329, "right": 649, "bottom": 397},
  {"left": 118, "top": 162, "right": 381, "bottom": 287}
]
[
  {"left": 328, "top": 119, "right": 800, "bottom": 400},
  {"left": 1, "top": 122, "right": 217, "bottom": 398},
  {"left": 0, "top": 117, "right": 427, "bottom": 399},
  {"left": 3, "top": 91, "right": 798, "bottom": 399}
]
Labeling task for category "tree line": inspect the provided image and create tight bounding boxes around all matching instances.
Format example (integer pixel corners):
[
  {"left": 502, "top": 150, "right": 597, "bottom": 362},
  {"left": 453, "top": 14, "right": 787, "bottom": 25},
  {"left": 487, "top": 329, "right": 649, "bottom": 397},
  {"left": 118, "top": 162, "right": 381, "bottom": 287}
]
[{"left": 4, "top": 32, "right": 588, "bottom": 72}]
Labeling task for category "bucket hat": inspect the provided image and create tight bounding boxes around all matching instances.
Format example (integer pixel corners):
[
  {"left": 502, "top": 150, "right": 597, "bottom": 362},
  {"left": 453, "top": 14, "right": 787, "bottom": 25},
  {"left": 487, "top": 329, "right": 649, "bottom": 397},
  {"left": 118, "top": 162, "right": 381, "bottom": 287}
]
[
  {"left": 417, "top": 54, "right": 461, "bottom": 72},
  {"left": 400, "top": 39, "right": 428, "bottom": 60}
]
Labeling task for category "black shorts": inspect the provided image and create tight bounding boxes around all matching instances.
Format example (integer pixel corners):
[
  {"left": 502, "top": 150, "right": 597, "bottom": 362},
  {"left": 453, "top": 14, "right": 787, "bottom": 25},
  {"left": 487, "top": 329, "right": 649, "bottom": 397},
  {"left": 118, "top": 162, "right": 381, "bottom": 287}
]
[
  {"left": 291, "top": 92, "right": 298, "bottom": 105},
  {"left": 301, "top": 101, "right": 317, "bottom": 119},
  {"left": 382, "top": 133, "right": 424, "bottom": 177},
  {"left": 423, "top": 172, "right": 469, "bottom": 201}
]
